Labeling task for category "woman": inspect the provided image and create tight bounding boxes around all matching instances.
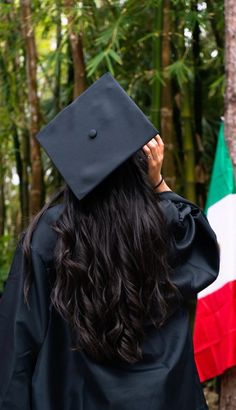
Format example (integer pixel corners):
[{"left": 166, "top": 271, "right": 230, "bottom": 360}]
[{"left": 0, "top": 133, "right": 219, "bottom": 410}]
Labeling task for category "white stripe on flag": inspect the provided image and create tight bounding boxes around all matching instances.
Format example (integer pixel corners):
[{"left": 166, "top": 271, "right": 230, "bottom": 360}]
[{"left": 198, "top": 193, "right": 236, "bottom": 298}]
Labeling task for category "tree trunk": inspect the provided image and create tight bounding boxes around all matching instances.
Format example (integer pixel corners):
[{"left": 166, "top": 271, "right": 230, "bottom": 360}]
[
  {"left": 224, "top": 0, "right": 236, "bottom": 175},
  {"left": 206, "top": 0, "right": 224, "bottom": 50},
  {"left": 21, "top": 128, "right": 30, "bottom": 226},
  {"left": 192, "top": 4, "right": 202, "bottom": 139},
  {"left": 220, "top": 367, "right": 236, "bottom": 409},
  {"left": 54, "top": 0, "right": 62, "bottom": 114},
  {"left": 192, "top": 0, "right": 206, "bottom": 208},
  {"left": 161, "top": 0, "right": 176, "bottom": 190},
  {"left": 67, "top": 39, "right": 74, "bottom": 103},
  {"left": 220, "top": 1, "right": 236, "bottom": 407},
  {"left": 51, "top": 0, "right": 63, "bottom": 191},
  {"left": 21, "top": 0, "right": 44, "bottom": 216},
  {"left": 176, "top": 13, "right": 196, "bottom": 203},
  {"left": 151, "top": 0, "right": 163, "bottom": 131},
  {"left": 180, "top": 82, "right": 196, "bottom": 202},
  {"left": 64, "top": 0, "right": 86, "bottom": 99}
]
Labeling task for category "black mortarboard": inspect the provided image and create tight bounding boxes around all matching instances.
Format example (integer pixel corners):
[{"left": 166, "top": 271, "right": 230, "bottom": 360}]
[{"left": 36, "top": 72, "right": 159, "bottom": 200}]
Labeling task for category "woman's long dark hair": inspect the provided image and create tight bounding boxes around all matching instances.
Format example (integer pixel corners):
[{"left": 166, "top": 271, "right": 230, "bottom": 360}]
[{"left": 22, "top": 149, "right": 180, "bottom": 364}]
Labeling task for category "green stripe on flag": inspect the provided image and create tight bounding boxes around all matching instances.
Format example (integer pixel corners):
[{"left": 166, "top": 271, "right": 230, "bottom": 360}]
[{"left": 205, "top": 122, "right": 236, "bottom": 214}]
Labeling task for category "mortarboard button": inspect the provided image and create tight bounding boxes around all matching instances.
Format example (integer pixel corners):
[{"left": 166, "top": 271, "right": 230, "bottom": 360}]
[{"left": 88, "top": 129, "right": 97, "bottom": 139}]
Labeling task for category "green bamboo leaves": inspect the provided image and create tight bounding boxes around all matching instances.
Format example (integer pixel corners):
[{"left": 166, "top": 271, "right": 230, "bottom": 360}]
[
  {"left": 165, "top": 60, "right": 192, "bottom": 88},
  {"left": 87, "top": 48, "right": 122, "bottom": 77},
  {"left": 86, "top": 18, "right": 125, "bottom": 77}
]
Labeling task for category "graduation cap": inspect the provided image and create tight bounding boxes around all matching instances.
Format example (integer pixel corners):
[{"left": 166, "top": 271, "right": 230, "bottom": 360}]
[{"left": 36, "top": 72, "right": 159, "bottom": 200}]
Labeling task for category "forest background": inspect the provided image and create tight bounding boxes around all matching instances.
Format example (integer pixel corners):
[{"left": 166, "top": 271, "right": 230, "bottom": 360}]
[{"left": 0, "top": 0, "right": 225, "bottom": 407}]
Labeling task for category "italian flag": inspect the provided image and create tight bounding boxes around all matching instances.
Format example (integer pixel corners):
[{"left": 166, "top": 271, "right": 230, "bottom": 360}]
[{"left": 193, "top": 122, "right": 236, "bottom": 382}]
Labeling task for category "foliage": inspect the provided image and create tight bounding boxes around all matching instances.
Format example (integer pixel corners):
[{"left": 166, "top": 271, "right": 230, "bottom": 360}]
[
  {"left": 0, "top": 235, "right": 16, "bottom": 292},
  {"left": 0, "top": 0, "right": 224, "bottom": 288}
]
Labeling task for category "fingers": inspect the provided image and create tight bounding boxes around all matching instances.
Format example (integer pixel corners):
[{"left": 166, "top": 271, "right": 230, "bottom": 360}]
[
  {"left": 142, "top": 144, "right": 152, "bottom": 159},
  {"left": 155, "top": 134, "right": 164, "bottom": 149},
  {"left": 142, "top": 134, "right": 164, "bottom": 188},
  {"left": 142, "top": 134, "right": 164, "bottom": 161}
]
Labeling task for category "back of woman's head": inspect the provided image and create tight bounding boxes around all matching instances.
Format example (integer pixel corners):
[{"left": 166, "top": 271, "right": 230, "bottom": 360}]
[{"left": 48, "top": 148, "right": 180, "bottom": 364}]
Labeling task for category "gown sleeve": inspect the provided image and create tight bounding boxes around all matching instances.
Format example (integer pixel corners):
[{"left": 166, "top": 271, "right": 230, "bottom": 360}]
[
  {"left": 157, "top": 191, "right": 220, "bottom": 299},
  {"left": 0, "top": 236, "right": 51, "bottom": 409}
]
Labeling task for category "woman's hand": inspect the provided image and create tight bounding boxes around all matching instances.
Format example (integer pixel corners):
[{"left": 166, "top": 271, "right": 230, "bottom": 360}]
[
  {"left": 142, "top": 134, "right": 164, "bottom": 188},
  {"left": 142, "top": 134, "right": 171, "bottom": 193}
]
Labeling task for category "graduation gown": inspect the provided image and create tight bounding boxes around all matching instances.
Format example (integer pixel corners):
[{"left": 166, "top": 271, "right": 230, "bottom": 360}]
[{"left": 0, "top": 191, "right": 219, "bottom": 410}]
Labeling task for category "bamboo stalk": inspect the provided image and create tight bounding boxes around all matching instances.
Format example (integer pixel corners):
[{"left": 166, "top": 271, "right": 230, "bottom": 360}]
[
  {"left": 21, "top": 0, "right": 44, "bottom": 216},
  {"left": 180, "top": 82, "right": 196, "bottom": 202},
  {"left": 150, "top": 1, "right": 163, "bottom": 131},
  {"left": 161, "top": 0, "right": 176, "bottom": 189},
  {"left": 64, "top": 0, "right": 87, "bottom": 99}
]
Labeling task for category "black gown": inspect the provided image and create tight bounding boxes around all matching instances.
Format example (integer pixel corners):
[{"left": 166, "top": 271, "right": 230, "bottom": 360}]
[{"left": 0, "top": 191, "right": 219, "bottom": 410}]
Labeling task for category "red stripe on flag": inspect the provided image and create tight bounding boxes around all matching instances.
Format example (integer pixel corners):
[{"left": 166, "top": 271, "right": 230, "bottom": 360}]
[{"left": 193, "top": 279, "right": 236, "bottom": 382}]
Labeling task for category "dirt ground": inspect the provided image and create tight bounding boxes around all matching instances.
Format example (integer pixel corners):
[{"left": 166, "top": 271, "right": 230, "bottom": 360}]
[{"left": 204, "top": 386, "right": 219, "bottom": 410}]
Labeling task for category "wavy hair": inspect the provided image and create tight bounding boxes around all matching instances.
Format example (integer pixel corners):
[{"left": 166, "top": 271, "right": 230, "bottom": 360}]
[{"left": 22, "top": 149, "right": 180, "bottom": 364}]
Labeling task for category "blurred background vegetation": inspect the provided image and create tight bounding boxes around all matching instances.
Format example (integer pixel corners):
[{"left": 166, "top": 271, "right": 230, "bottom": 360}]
[
  {"left": 0, "top": 0, "right": 224, "bottom": 291},
  {"left": 0, "top": 1, "right": 226, "bottom": 408}
]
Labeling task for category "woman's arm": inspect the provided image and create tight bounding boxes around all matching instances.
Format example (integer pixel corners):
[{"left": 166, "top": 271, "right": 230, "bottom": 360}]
[{"left": 142, "top": 134, "right": 220, "bottom": 298}]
